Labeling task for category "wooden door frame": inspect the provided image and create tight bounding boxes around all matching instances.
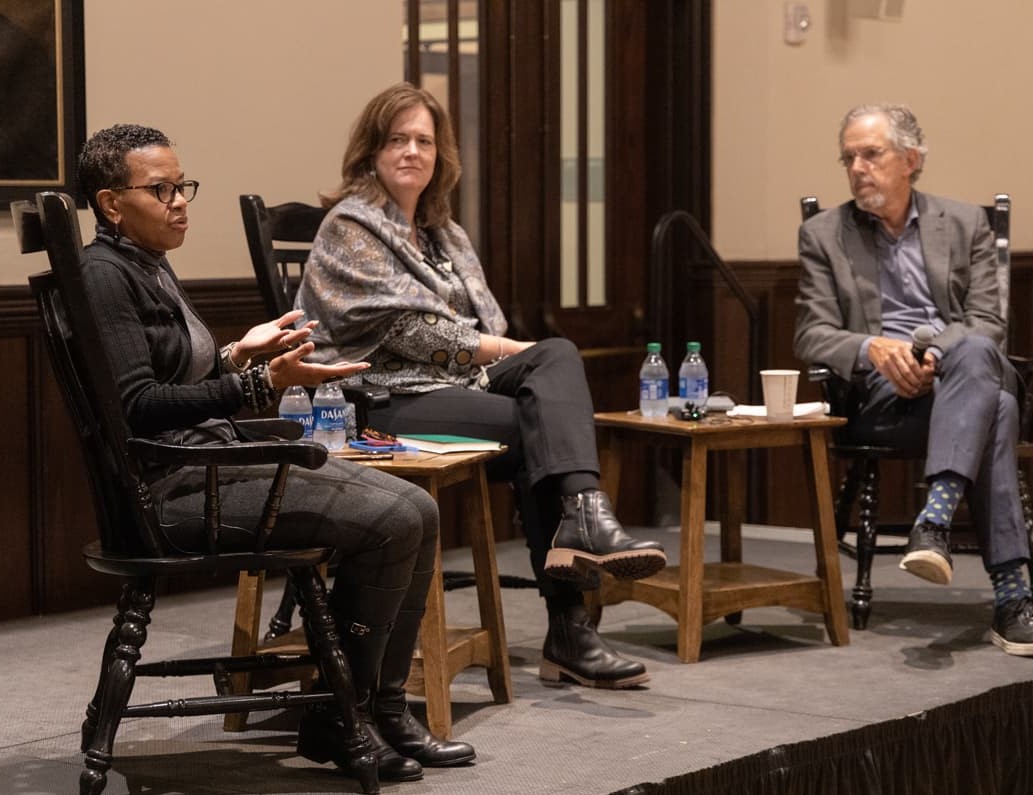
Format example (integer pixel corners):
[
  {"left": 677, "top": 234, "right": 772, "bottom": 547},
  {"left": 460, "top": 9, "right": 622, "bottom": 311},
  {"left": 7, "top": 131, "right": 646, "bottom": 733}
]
[{"left": 479, "top": 0, "right": 711, "bottom": 352}]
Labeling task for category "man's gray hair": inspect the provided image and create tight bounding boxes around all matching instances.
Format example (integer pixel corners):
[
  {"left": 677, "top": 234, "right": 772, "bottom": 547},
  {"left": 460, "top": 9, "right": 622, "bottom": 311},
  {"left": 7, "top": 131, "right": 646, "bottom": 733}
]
[{"left": 839, "top": 103, "right": 927, "bottom": 183}]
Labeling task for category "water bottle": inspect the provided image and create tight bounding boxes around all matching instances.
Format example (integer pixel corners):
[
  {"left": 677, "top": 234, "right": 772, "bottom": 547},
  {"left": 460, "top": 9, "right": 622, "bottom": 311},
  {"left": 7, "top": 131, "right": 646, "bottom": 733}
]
[
  {"left": 678, "top": 341, "right": 709, "bottom": 408},
  {"left": 278, "top": 385, "right": 313, "bottom": 439},
  {"left": 638, "top": 342, "right": 669, "bottom": 418},
  {"left": 311, "top": 381, "right": 349, "bottom": 451}
]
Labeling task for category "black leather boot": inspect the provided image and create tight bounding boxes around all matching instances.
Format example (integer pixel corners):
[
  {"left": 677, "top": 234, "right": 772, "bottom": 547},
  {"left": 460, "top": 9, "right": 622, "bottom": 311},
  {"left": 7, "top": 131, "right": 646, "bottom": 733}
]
[
  {"left": 539, "top": 603, "right": 649, "bottom": 688},
  {"left": 296, "top": 704, "right": 380, "bottom": 793},
  {"left": 291, "top": 570, "right": 378, "bottom": 794},
  {"left": 375, "top": 567, "right": 476, "bottom": 766},
  {"left": 298, "top": 689, "right": 423, "bottom": 782},
  {"left": 298, "top": 585, "right": 423, "bottom": 782},
  {"left": 545, "top": 489, "right": 666, "bottom": 582}
]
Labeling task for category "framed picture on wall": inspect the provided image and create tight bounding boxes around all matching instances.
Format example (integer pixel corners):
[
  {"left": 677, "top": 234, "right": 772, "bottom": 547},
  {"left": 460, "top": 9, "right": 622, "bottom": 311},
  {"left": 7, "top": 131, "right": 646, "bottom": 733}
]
[{"left": 0, "top": 0, "right": 85, "bottom": 206}]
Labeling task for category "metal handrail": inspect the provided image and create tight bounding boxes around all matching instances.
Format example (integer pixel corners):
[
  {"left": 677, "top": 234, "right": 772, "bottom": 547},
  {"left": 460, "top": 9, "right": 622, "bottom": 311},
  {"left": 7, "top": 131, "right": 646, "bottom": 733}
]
[{"left": 649, "top": 209, "right": 762, "bottom": 402}]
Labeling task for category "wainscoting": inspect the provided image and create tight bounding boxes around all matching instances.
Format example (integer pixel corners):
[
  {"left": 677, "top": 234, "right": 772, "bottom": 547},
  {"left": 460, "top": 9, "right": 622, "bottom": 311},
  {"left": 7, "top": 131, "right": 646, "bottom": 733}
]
[{"left": 4, "top": 256, "right": 1032, "bottom": 620}]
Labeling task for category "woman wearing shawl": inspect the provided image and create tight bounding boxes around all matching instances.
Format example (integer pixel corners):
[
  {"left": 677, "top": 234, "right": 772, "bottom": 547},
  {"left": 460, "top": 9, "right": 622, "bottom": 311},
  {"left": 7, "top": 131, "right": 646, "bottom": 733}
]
[{"left": 296, "top": 83, "right": 666, "bottom": 696}]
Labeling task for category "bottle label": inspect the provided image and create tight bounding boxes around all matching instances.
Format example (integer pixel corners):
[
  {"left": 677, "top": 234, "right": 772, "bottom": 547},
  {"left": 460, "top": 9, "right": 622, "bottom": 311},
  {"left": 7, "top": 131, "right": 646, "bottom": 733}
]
[
  {"left": 314, "top": 405, "right": 347, "bottom": 432},
  {"left": 280, "top": 412, "right": 313, "bottom": 438},
  {"left": 679, "top": 377, "right": 709, "bottom": 401},
  {"left": 639, "top": 377, "right": 669, "bottom": 401}
]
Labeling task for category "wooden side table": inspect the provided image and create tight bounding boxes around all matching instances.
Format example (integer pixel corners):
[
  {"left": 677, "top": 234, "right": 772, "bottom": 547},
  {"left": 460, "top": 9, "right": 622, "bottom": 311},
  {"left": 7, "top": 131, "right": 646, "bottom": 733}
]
[
  {"left": 585, "top": 411, "right": 850, "bottom": 663},
  {"left": 228, "top": 448, "right": 511, "bottom": 740}
]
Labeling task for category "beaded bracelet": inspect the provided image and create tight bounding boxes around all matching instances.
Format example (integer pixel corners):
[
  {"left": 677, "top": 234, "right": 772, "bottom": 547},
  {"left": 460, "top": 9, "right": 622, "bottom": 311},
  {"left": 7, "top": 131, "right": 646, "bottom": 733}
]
[{"left": 239, "top": 363, "right": 278, "bottom": 412}]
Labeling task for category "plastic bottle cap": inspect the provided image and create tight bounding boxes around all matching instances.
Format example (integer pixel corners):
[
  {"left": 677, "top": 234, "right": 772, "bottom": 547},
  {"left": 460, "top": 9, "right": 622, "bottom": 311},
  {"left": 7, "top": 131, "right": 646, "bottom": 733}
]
[
  {"left": 647, "top": 342, "right": 661, "bottom": 353},
  {"left": 687, "top": 341, "right": 701, "bottom": 353}
]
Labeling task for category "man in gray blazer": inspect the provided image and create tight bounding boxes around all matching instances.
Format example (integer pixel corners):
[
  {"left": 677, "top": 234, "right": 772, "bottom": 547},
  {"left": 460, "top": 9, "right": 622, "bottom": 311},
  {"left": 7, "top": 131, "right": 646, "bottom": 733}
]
[{"left": 794, "top": 103, "right": 1033, "bottom": 655}]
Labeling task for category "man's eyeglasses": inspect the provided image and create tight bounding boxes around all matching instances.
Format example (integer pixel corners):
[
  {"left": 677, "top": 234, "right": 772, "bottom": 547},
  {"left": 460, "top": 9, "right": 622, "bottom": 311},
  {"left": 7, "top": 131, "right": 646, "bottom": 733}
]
[
  {"left": 111, "top": 180, "right": 199, "bottom": 204},
  {"left": 838, "top": 147, "right": 889, "bottom": 168}
]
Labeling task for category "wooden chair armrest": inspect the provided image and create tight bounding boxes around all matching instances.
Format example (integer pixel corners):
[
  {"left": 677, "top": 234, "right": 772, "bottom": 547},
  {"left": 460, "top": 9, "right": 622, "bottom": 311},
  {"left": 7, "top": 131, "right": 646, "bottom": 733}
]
[
  {"left": 127, "top": 437, "right": 328, "bottom": 470},
  {"left": 342, "top": 383, "right": 390, "bottom": 411},
  {"left": 235, "top": 417, "right": 304, "bottom": 440},
  {"left": 807, "top": 364, "right": 833, "bottom": 383}
]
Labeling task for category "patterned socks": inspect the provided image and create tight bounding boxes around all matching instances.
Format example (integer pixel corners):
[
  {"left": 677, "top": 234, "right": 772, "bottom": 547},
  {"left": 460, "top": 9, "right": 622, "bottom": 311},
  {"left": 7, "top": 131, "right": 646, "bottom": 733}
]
[
  {"left": 916, "top": 473, "right": 1031, "bottom": 608},
  {"left": 916, "top": 473, "right": 966, "bottom": 529},
  {"left": 991, "top": 565, "right": 1032, "bottom": 607}
]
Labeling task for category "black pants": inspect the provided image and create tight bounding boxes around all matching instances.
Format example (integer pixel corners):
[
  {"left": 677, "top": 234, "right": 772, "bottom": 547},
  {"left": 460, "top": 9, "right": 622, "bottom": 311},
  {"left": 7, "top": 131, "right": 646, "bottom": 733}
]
[{"left": 368, "top": 337, "right": 601, "bottom": 599}]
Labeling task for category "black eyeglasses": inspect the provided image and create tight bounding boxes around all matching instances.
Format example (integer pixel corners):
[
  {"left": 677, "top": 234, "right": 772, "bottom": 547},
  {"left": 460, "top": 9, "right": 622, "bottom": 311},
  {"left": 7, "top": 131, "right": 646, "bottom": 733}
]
[{"left": 111, "top": 180, "right": 199, "bottom": 204}]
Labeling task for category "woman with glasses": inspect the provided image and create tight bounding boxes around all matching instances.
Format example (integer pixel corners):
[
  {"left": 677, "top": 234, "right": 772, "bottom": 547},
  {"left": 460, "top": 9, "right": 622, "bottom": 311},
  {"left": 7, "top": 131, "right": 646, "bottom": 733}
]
[
  {"left": 295, "top": 83, "right": 666, "bottom": 696},
  {"left": 76, "top": 123, "right": 472, "bottom": 786}
]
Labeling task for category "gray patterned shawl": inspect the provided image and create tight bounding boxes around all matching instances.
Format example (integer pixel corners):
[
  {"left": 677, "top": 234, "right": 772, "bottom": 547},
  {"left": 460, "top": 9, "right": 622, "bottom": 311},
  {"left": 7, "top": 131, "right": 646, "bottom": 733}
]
[{"left": 296, "top": 197, "right": 507, "bottom": 367}]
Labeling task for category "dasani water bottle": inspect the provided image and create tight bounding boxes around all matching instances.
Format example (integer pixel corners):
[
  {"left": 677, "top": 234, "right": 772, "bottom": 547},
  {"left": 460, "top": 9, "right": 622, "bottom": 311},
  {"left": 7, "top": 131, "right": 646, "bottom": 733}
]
[
  {"left": 638, "top": 342, "right": 669, "bottom": 418},
  {"left": 312, "top": 382, "right": 349, "bottom": 451},
  {"left": 678, "top": 341, "right": 709, "bottom": 408},
  {"left": 278, "top": 385, "right": 313, "bottom": 439}
]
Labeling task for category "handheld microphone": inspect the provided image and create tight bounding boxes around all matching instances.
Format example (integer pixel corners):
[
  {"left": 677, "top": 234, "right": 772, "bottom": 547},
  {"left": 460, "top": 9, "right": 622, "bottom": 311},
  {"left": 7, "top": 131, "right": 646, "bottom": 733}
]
[{"left": 911, "top": 325, "right": 935, "bottom": 363}]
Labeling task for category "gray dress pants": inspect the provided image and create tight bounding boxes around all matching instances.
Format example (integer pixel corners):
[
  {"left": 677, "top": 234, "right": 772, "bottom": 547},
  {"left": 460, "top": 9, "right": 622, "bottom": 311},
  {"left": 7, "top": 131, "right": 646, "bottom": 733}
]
[{"left": 847, "top": 334, "right": 1028, "bottom": 572}]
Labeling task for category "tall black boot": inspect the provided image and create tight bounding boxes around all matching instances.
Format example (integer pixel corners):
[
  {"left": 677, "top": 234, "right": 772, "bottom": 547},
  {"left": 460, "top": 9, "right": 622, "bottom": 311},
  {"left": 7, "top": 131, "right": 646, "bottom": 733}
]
[
  {"left": 374, "top": 568, "right": 476, "bottom": 766},
  {"left": 297, "top": 585, "right": 424, "bottom": 782},
  {"left": 545, "top": 489, "right": 666, "bottom": 581},
  {"left": 539, "top": 602, "right": 649, "bottom": 688},
  {"left": 292, "top": 568, "right": 378, "bottom": 793}
]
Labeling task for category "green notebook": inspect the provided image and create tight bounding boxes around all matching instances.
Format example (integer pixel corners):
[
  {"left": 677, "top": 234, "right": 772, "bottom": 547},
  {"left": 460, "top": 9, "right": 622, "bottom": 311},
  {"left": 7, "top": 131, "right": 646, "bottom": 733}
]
[{"left": 395, "top": 434, "right": 503, "bottom": 454}]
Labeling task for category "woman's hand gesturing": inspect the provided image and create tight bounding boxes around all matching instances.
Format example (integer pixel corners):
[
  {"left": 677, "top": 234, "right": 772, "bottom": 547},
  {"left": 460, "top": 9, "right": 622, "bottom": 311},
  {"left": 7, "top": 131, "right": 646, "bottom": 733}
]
[
  {"left": 267, "top": 342, "right": 371, "bottom": 390},
  {"left": 230, "top": 310, "right": 319, "bottom": 366}
]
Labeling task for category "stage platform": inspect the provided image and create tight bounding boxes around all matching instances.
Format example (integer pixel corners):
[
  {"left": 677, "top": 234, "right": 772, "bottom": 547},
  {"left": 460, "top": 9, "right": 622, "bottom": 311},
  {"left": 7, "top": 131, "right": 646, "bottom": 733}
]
[{"left": 2, "top": 523, "right": 1032, "bottom": 794}]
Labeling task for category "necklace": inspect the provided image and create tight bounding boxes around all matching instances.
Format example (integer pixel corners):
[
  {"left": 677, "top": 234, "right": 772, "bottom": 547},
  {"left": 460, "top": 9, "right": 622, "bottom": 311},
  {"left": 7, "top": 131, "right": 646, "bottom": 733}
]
[{"left": 418, "top": 227, "right": 453, "bottom": 273}]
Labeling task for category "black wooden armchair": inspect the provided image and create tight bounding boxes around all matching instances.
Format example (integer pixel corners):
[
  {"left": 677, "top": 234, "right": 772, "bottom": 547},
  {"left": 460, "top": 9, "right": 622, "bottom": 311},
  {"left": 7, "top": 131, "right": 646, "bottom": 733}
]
[
  {"left": 799, "top": 194, "right": 1033, "bottom": 630},
  {"left": 14, "top": 192, "right": 378, "bottom": 795}
]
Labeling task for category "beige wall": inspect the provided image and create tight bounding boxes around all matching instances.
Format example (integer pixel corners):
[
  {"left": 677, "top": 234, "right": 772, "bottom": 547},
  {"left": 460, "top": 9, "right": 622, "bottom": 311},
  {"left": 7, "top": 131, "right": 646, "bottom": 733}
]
[
  {"left": 713, "top": 0, "right": 1033, "bottom": 261},
  {"left": 1, "top": 0, "right": 401, "bottom": 285},
  {"left": 7, "top": 2, "right": 1032, "bottom": 280}
]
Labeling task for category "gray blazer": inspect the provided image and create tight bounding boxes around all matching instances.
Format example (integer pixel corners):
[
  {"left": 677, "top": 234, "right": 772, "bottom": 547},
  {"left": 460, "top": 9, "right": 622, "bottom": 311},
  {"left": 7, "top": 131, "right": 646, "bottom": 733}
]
[{"left": 793, "top": 190, "right": 1004, "bottom": 381}]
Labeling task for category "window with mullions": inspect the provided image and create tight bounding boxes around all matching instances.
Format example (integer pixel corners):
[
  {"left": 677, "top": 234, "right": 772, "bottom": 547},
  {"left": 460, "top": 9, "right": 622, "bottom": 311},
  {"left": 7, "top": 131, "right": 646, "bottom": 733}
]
[{"left": 560, "top": 0, "right": 606, "bottom": 309}]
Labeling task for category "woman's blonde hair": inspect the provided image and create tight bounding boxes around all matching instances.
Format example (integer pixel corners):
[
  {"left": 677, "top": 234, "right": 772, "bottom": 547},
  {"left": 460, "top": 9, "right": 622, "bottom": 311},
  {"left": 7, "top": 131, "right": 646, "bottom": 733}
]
[{"left": 320, "top": 82, "right": 461, "bottom": 228}]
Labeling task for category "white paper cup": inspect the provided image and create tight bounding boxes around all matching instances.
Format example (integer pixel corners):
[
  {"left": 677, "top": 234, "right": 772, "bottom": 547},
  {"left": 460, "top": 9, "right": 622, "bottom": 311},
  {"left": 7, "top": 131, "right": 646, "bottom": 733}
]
[{"left": 760, "top": 369, "right": 799, "bottom": 422}]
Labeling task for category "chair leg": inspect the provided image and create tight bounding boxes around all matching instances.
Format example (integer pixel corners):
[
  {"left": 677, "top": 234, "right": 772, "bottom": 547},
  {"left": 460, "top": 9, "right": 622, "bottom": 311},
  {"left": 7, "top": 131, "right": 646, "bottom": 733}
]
[
  {"left": 290, "top": 566, "right": 378, "bottom": 795},
  {"left": 223, "top": 570, "right": 266, "bottom": 732},
  {"left": 265, "top": 577, "right": 298, "bottom": 640},
  {"left": 850, "top": 460, "right": 879, "bottom": 630},
  {"left": 835, "top": 462, "right": 864, "bottom": 544},
  {"left": 1020, "top": 471, "right": 1033, "bottom": 581},
  {"left": 80, "top": 578, "right": 154, "bottom": 795}
]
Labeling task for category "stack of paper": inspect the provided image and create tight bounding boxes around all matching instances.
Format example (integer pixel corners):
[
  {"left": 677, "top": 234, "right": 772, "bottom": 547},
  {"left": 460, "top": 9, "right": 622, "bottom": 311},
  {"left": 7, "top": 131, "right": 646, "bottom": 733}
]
[{"left": 726, "top": 401, "right": 829, "bottom": 418}]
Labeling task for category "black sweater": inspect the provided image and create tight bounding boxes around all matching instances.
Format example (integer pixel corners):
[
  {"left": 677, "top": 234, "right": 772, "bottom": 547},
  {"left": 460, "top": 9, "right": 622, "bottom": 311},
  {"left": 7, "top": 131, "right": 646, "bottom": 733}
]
[{"left": 80, "top": 234, "right": 246, "bottom": 437}]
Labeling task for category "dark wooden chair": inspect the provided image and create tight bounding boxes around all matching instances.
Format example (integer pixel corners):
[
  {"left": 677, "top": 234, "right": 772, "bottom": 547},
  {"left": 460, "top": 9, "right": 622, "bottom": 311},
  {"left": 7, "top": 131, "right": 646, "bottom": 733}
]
[
  {"left": 239, "top": 193, "right": 391, "bottom": 431},
  {"left": 799, "top": 194, "right": 1033, "bottom": 630},
  {"left": 239, "top": 194, "right": 327, "bottom": 319},
  {"left": 14, "top": 192, "right": 378, "bottom": 795}
]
